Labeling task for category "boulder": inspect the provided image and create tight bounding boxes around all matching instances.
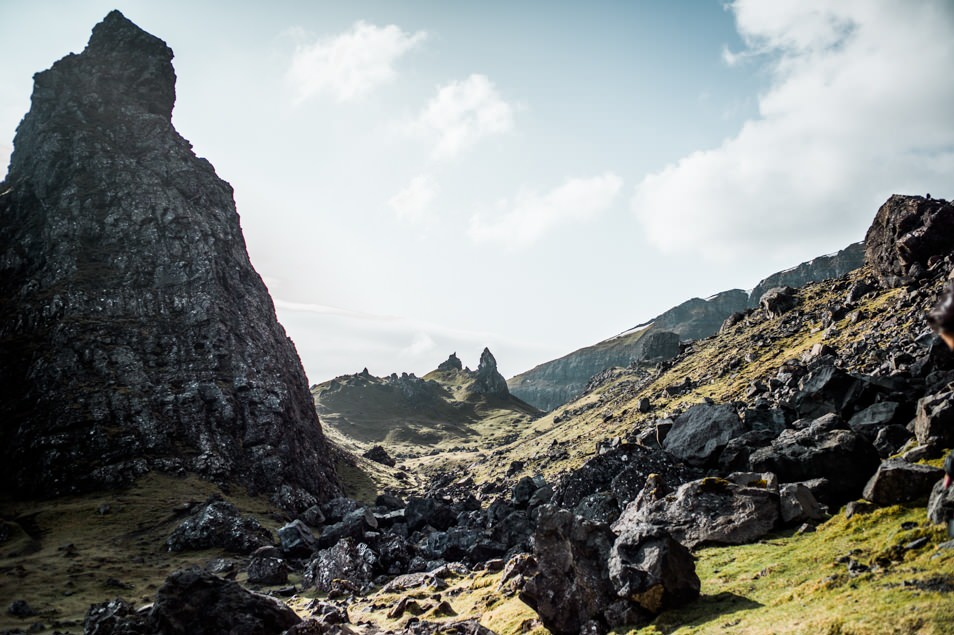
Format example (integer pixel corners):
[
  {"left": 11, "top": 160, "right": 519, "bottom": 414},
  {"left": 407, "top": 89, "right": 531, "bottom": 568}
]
[
  {"left": 928, "top": 480, "right": 954, "bottom": 525},
  {"left": 362, "top": 445, "right": 397, "bottom": 467},
  {"left": 608, "top": 523, "right": 700, "bottom": 614},
  {"left": 639, "top": 331, "right": 680, "bottom": 361},
  {"left": 405, "top": 497, "right": 456, "bottom": 532},
  {"left": 718, "top": 430, "right": 779, "bottom": 473},
  {"left": 749, "top": 424, "right": 880, "bottom": 507},
  {"left": 848, "top": 402, "right": 903, "bottom": 437},
  {"left": 246, "top": 556, "right": 288, "bottom": 586},
  {"left": 166, "top": 499, "right": 273, "bottom": 555},
  {"left": 278, "top": 519, "right": 318, "bottom": 557},
  {"left": 553, "top": 443, "right": 696, "bottom": 509},
  {"left": 663, "top": 403, "right": 746, "bottom": 467},
  {"left": 91, "top": 568, "right": 300, "bottom": 635},
  {"left": 620, "top": 478, "right": 779, "bottom": 549},
  {"left": 873, "top": 425, "right": 913, "bottom": 458},
  {"left": 317, "top": 508, "right": 377, "bottom": 549},
  {"left": 862, "top": 459, "right": 944, "bottom": 505},
  {"left": 794, "top": 366, "right": 866, "bottom": 419},
  {"left": 303, "top": 539, "right": 376, "bottom": 594},
  {"left": 760, "top": 286, "right": 798, "bottom": 317},
  {"left": 914, "top": 391, "right": 954, "bottom": 447},
  {"left": 519, "top": 506, "right": 642, "bottom": 634},
  {"left": 864, "top": 194, "right": 954, "bottom": 287},
  {"left": 779, "top": 483, "right": 826, "bottom": 525}
]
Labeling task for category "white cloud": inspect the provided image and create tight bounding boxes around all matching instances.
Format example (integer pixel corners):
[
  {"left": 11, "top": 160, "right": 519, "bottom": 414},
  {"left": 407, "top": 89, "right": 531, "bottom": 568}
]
[
  {"left": 401, "top": 333, "right": 437, "bottom": 357},
  {"left": 633, "top": 0, "right": 954, "bottom": 261},
  {"left": 415, "top": 74, "right": 515, "bottom": 159},
  {"left": 389, "top": 174, "right": 438, "bottom": 222},
  {"left": 469, "top": 173, "right": 623, "bottom": 248},
  {"left": 287, "top": 21, "right": 426, "bottom": 103}
]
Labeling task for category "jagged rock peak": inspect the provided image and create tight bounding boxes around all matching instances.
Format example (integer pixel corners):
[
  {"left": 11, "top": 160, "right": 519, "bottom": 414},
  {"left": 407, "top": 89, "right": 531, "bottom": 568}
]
[
  {"left": 469, "top": 347, "right": 509, "bottom": 396},
  {"left": 0, "top": 13, "right": 340, "bottom": 509},
  {"left": 437, "top": 353, "right": 463, "bottom": 372}
]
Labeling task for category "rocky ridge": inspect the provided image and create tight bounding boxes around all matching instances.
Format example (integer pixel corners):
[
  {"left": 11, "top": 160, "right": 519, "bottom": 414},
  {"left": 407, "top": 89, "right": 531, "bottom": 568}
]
[
  {"left": 0, "top": 11, "right": 339, "bottom": 509},
  {"left": 508, "top": 245, "right": 865, "bottom": 412}
]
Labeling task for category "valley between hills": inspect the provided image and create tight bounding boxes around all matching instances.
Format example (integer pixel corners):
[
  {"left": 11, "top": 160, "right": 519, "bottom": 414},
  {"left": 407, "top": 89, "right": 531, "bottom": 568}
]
[{"left": 2, "top": 10, "right": 954, "bottom": 635}]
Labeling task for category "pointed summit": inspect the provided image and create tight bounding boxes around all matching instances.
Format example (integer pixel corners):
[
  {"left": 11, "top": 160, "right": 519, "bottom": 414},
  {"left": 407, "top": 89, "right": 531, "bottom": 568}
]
[
  {"left": 0, "top": 13, "right": 339, "bottom": 509},
  {"left": 437, "top": 352, "right": 463, "bottom": 372},
  {"left": 469, "top": 347, "right": 509, "bottom": 396}
]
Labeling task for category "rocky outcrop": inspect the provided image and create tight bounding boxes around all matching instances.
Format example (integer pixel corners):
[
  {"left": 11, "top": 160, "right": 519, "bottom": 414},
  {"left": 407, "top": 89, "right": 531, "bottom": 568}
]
[
  {"left": 437, "top": 353, "right": 463, "bottom": 372},
  {"left": 865, "top": 195, "right": 954, "bottom": 287},
  {"left": 85, "top": 568, "right": 302, "bottom": 634},
  {"left": 468, "top": 348, "right": 509, "bottom": 396},
  {"left": 0, "top": 11, "right": 339, "bottom": 508}
]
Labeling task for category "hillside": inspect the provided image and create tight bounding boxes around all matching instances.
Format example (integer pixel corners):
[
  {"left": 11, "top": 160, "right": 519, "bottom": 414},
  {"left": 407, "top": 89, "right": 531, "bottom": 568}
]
[
  {"left": 508, "top": 243, "right": 865, "bottom": 412},
  {"left": 313, "top": 349, "right": 542, "bottom": 462}
]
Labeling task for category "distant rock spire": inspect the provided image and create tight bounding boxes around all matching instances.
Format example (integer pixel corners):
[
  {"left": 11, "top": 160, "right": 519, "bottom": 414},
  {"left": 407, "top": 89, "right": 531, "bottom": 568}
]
[
  {"left": 437, "top": 352, "right": 463, "bottom": 372},
  {"left": 469, "top": 347, "right": 509, "bottom": 396}
]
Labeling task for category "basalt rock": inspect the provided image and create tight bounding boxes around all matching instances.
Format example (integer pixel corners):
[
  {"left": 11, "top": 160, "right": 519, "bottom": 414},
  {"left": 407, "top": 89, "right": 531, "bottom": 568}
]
[
  {"left": 0, "top": 11, "right": 339, "bottom": 508},
  {"left": 437, "top": 353, "right": 463, "bottom": 372},
  {"left": 865, "top": 194, "right": 954, "bottom": 288},
  {"left": 468, "top": 348, "right": 509, "bottom": 396},
  {"left": 663, "top": 403, "right": 746, "bottom": 467}
]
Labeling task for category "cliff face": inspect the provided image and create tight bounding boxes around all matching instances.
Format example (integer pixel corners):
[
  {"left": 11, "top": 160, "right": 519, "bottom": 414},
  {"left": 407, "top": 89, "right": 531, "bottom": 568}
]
[
  {"left": 0, "top": 11, "right": 339, "bottom": 509},
  {"left": 509, "top": 247, "right": 867, "bottom": 412},
  {"left": 747, "top": 242, "right": 865, "bottom": 306},
  {"left": 507, "top": 292, "right": 748, "bottom": 412}
]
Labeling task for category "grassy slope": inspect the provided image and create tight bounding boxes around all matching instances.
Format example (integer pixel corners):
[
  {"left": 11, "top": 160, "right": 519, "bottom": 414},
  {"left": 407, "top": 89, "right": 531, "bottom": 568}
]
[{"left": 450, "top": 268, "right": 911, "bottom": 488}]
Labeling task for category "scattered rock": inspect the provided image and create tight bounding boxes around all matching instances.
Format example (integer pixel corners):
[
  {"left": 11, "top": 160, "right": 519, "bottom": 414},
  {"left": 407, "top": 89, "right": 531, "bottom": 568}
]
[
  {"left": 7, "top": 600, "right": 37, "bottom": 618},
  {"left": 247, "top": 556, "right": 288, "bottom": 586},
  {"left": 862, "top": 459, "right": 943, "bottom": 505},
  {"left": 620, "top": 478, "right": 779, "bottom": 548},
  {"left": 166, "top": 499, "right": 274, "bottom": 554},
  {"left": 608, "top": 522, "right": 700, "bottom": 613},
  {"left": 362, "top": 446, "right": 397, "bottom": 467},
  {"left": 663, "top": 403, "right": 746, "bottom": 467},
  {"left": 304, "top": 539, "right": 376, "bottom": 594}
]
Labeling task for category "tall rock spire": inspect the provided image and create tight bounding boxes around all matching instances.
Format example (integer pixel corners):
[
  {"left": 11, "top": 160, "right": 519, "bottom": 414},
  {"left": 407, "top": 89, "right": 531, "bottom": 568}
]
[{"left": 0, "top": 11, "right": 339, "bottom": 509}]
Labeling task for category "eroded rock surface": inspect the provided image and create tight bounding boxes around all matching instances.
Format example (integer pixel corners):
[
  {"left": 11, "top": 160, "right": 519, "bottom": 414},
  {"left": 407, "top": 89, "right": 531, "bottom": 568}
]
[{"left": 0, "top": 10, "right": 339, "bottom": 508}]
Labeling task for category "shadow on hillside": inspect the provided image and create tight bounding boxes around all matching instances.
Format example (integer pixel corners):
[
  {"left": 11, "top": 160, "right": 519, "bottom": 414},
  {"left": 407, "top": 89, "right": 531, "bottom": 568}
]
[{"left": 650, "top": 592, "right": 763, "bottom": 634}]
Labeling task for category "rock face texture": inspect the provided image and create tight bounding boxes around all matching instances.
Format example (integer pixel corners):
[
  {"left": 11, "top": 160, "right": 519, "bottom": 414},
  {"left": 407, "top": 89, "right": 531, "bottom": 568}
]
[
  {"left": 865, "top": 195, "right": 954, "bottom": 287},
  {"left": 747, "top": 242, "right": 865, "bottom": 305},
  {"left": 468, "top": 347, "right": 509, "bottom": 396},
  {"left": 0, "top": 11, "right": 339, "bottom": 507}
]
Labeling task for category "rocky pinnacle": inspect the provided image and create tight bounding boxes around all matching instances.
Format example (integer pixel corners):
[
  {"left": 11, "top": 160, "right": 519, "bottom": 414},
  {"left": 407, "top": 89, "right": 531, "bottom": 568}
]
[{"left": 0, "top": 11, "right": 340, "bottom": 509}]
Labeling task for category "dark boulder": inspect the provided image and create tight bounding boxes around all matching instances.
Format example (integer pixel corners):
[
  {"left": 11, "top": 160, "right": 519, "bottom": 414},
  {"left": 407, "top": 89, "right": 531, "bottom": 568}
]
[
  {"left": 718, "top": 430, "right": 779, "bottom": 473},
  {"left": 519, "top": 506, "right": 641, "bottom": 634},
  {"left": 620, "top": 478, "right": 779, "bottom": 548},
  {"left": 608, "top": 523, "right": 700, "bottom": 613},
  {"left": 639, "top": 331, "right": 680, "bottom": 361},
  {"left": 862, "top": 459, "right": 943, "bottom": 505},
  {"left": 848, "top": 402, "right": 904, "bottom": 437},
  {"left": 246, "top": 556, "right": 288, "bottom": 586},
  {"left": 405, "top": 497, "right": 456, "bottom": 532},
  {"left": 749, "top": 422, "right": 880, "bottom": 507},
  {"left": 362, "top": 445, "right": 396, "bottom": 467},
  {"left": 873, "top": 425, "right": 913, "bottom": 458},
  {"left": 7, "top": 599, "right": 37, "bottom": 618},
  {"left": 166, "top": 499, "right": 273, "bottom": 554},
  {"left": 92, "top": 568, "right": 301, "bottom": 635},
  {"left": 864, "top": 194, "right": 954, "bottom": 288},
  {"left": 317, "top": 507, "right": 377, "bottom": 549},
  {"left": 759, "top": 286, "right": 798, "bottom": 317},
  {"left": 553, "top": 443, "right": 697, "bottom": 510},
  {"left": 303, "top": 539, "right": 376, "bottom": 594},
  {"left": 320, "top": 498, "right": 359, "bottom": 524},
  {"left": 794, "top": 366, "right": 866, "bottom": 419},
  {"left": 84, "top": 598, "right": 140, "bottom": 634},
  {"left": 663, "top": 403, "right": 746, "bottom": 467},
  {"left": 278, "top": 519, "right": 318, "bottom": 557}
]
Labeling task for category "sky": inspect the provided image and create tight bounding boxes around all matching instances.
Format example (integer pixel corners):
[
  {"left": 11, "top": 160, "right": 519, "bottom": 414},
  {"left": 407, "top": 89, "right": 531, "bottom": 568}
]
[{"left": 1, "top": 1, "right": 953, "bottom": 383}]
